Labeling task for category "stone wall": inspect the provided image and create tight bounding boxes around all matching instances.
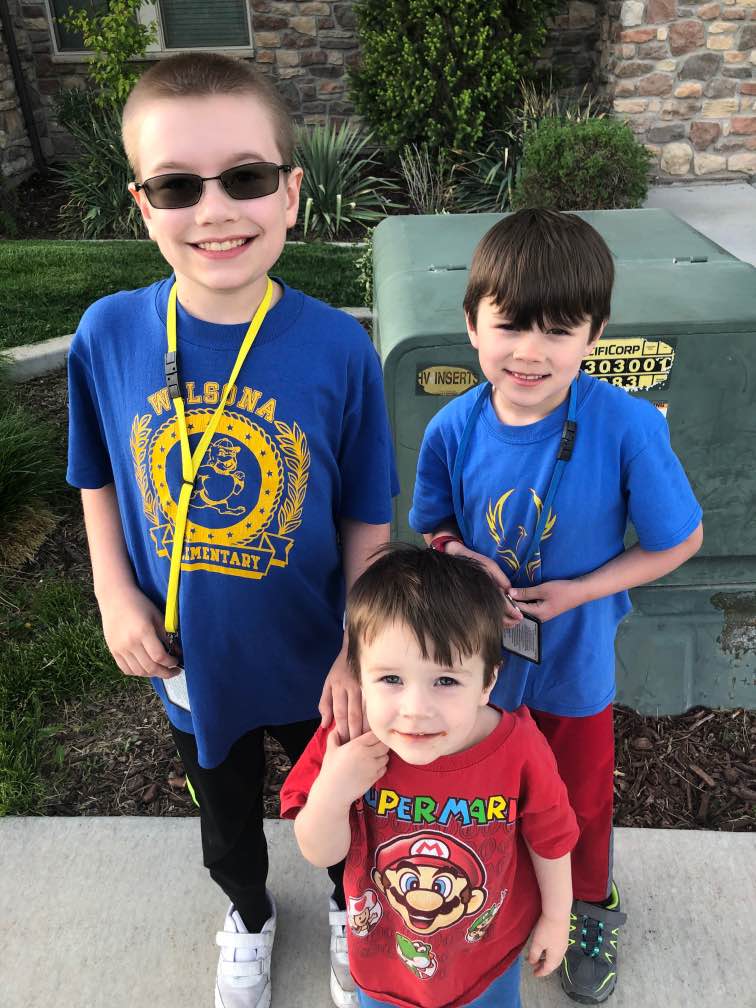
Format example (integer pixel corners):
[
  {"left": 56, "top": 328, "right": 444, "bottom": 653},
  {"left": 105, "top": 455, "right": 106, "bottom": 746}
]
[
  {"left": 608, "top": 0, "right": 755, "bottom": 178},
  {"left": 3, "top": 0, "right": 607, "bottom": 166},
  {"left": 0, "top": 0, "right": 52, "bottom": 183}
]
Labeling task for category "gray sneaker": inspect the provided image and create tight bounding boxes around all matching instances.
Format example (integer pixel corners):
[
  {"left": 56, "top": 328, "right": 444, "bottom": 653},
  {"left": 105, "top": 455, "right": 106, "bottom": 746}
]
[
  {"left": 329, "top": 898, "right": 357, "bottom": 1007},
  {"left": 561, "top": 885, "right": 626, "bottom": 1004},
  {"left": 215, "top": 897, "right": 276, "bottom": 1008}
]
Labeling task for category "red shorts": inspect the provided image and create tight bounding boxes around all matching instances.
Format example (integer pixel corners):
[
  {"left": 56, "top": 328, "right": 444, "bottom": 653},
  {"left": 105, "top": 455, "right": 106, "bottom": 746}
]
[{"left": 531, "top": 704, "right": 615, "bottom": 903}]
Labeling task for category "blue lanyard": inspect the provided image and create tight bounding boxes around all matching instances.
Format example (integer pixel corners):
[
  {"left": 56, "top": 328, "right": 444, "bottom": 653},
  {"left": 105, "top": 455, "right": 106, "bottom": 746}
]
[{"left": 450, "top": 379, "right": 578, "bottom": 570}]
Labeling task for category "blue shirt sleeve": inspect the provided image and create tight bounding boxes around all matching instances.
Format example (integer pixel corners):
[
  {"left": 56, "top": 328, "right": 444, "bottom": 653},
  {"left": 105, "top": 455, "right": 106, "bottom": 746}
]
[
  {"left": 338, "top": 338, "right": 399, "bottom": 524},
  {"left": 408, "top": 413, "right": 457, "bottom": 534},
  {"left": 66, "top": 327, "right": 114, "bottom": 490},
  {"left": 624, "top": 405, "right": 702, "bottom": 551}
]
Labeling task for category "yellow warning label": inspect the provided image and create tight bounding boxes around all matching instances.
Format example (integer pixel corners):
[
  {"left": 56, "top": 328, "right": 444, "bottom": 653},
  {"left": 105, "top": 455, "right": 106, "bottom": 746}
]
[
  {"left": 582, "top": 337, "right": 676, "bottom": 391},
  {"left": 417, "top": 365, "right": 480, "bottom": 395}
]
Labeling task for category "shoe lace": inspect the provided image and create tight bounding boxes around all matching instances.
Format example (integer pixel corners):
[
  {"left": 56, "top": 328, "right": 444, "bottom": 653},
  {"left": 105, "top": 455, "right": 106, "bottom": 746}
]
[{"left": 575, "top": 910, "right": 604, "bottom": 958}]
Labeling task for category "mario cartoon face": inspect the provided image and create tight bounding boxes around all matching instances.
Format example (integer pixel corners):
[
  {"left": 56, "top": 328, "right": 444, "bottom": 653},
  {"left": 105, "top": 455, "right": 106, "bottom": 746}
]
[
  {"left": 372, "top": 831, "right": 487, "bottom": 936},
  {"left": 348, "top": 889, "right": 382, "bottom": 937}
]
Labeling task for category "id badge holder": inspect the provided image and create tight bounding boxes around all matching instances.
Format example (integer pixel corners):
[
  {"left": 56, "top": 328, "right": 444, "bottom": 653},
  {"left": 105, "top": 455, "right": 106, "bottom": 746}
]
[
  {"left": 163, "top": 666, "right": 191, "bottom": 712},
  {"left": 502, "top": 613, "right": 542, "bottom": 665}
]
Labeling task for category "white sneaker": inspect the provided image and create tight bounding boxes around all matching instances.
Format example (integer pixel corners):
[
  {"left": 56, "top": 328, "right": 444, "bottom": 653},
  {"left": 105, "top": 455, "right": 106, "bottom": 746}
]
[
  {"left": 215, "top": 897, "right": 276, "bottom": 1008},
  {"left": 329, "top": 898, "right": 357, "bottom": 1008}
]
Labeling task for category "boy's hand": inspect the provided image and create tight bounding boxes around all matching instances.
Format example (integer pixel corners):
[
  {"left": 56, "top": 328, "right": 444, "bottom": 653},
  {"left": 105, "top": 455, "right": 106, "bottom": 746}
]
[
  {"left": 445, "top": 541, "right": 522, "bottom": 625},
  {"left": 319, "top": 645, "right": 364, "bottom": 741},
  {"left": 99, "top": 585, "right": 180, "bottom": 680},
  {"left": 527, "top": 912, "right": 569, "bottom": 977},
  {"left": 509, "top": 579, "right": 585, "bottom": 622},
  {"left": 319, "top": 728, "right": 389, "bottom": 806}
]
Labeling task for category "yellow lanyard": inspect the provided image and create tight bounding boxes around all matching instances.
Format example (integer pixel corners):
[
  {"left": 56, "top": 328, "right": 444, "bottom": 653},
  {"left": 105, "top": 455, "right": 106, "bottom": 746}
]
[{"left": 163, "top": 276, "right": 274, "bottom": 642}]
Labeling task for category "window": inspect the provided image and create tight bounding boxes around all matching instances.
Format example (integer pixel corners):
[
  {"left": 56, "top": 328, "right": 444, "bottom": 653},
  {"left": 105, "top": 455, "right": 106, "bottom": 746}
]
[
  {"left": 47, "top": 0, "right": 252, "bottom": 56},
  {"left": 159, "top": 0, "right": 251, "bottom": 49}
]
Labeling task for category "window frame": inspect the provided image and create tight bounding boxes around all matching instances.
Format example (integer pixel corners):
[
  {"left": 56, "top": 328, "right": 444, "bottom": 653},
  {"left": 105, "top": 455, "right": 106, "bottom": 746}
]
[{"left": 45, "top": 0, "right": 255, "bottom": 61}]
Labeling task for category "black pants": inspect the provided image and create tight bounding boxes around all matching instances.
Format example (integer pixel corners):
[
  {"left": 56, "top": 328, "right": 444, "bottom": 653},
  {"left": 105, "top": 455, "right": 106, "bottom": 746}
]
[{"left": 171, "top": 718, "right": 345, "bottom": 933}]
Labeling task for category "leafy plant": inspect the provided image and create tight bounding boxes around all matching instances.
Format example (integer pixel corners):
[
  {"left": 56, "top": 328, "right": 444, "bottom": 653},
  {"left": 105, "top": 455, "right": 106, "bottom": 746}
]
[
  {"left": 451, "top": 139, "right": 516, "bottom": 214},
  {"left": 349, "top": 0, "right": 563, "bottom": 152},
  {"left": 512, "top": 79, "right": 608, "bottom": 138},
  {"left": 398, "top": 144, "right": 456, "bottom": 215},
  {"left": 55, "top": 94, "right": 142, "bottom": 239},
  {"left": 355, "top": 230, "right": 374, "bottom": 307},
  {"left": 295, "top": 123, "right": 398, "bottom": 239},
  {"left": 511, "top": 117, "right": 651, "bottom": 211},
  {"left": 59, "top": 0, "right": 156, "bottom": 108}
]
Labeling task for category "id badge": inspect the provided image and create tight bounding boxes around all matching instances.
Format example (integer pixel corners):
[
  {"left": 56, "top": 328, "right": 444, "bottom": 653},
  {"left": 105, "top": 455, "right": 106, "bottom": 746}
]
[
  {"left": 502, "top": 613, "right": 542, "bottom": 664},
  {"left": 163, "top": 666, "right": 191, "bottom": 711}
]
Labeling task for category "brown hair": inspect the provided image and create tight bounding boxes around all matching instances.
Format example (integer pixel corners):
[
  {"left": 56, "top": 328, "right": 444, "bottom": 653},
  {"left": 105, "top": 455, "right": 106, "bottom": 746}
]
[
  {"left": 347, "top": 545, "right": 504, "bottom": 687},
  {"left": 122, "top": 52, "right": 295, "bottom": 175},
  {"left": 463, "top": 208, "right": 614, "bottom": 340}
]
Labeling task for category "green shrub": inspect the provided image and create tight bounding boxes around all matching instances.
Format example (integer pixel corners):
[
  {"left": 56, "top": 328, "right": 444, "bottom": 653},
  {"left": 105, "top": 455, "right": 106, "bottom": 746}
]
[
  {"left": 349, "top": 0, "right": 562, "bottom": 152},
  {"left": 511, "top": 117, "right": 651, "bottom": 211},
  {"left": 59, "top": 0, "right": 156, "bottom": 108},
  {"left": 295, "top": 123, "right": 398, "bottom": 239},
  {"left": 56, "top": 93, "right": 142, "bottom": 239}
]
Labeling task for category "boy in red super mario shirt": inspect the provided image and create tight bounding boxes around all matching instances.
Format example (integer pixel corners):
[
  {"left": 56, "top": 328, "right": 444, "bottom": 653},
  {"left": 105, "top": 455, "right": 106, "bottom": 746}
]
[{"left": 281, "top": 546, "right": 579, "bottom": 1008}]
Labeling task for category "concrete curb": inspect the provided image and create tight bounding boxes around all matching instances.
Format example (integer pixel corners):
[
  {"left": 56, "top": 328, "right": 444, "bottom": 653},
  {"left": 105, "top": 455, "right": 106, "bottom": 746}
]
[{"left": 5, "top": 307, "right": 374, "bottom": 383}]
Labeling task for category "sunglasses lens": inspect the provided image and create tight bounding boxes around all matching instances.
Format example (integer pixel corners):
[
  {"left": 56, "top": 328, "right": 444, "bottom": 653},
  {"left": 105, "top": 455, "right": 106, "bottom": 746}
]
[
  {"left": 223, "top": 163, "right": 280, "bottom": 200},
  {"left": 145, "top": 174, "right": 203, "bottom": 209}
]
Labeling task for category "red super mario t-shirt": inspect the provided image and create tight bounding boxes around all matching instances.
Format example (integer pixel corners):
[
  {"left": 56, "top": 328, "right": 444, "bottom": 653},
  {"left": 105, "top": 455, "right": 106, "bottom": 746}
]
[{"left": 281, "top": 707, "right": 578, "bottom": 1008}]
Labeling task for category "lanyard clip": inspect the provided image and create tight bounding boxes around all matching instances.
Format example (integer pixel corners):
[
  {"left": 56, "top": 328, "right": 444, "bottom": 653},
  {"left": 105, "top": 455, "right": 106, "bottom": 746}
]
[
  {"left": 164, "top": 351, "right": 180, "bottom": 399},
  {"left": 557, "top": 420, "right": 577, "bottom": 461},
  {"left": 166, "top": 631, "right": 180, "bottom": 658}
]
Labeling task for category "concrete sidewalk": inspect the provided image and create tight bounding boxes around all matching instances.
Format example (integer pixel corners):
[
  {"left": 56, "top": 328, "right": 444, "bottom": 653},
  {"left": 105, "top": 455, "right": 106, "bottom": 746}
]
[{"left": 1, "top": 818, "right": 753, "bottom": 1008}]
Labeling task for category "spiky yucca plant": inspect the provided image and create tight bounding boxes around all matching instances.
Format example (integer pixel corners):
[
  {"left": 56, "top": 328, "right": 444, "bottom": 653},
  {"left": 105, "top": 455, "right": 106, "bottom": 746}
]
[{"left": 295, "top": 123, "right": 398, "bottom": 239}]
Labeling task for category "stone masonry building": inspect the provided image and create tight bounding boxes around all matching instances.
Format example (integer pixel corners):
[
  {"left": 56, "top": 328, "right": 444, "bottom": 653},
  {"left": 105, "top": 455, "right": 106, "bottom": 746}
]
[{"left": 0, "top": 0, "right": 753, "bottom": 185}]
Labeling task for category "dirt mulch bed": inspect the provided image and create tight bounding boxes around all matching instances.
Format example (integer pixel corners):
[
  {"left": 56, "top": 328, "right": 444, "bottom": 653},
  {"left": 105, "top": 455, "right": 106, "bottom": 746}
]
[{"left": 8, "top": 369, "right": 756, "bottom": 830}]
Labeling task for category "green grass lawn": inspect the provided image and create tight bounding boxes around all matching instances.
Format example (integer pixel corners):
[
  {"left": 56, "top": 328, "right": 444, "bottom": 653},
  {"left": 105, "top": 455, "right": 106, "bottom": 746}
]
[{"left": 0, "top": 240, "right": 364, "bottom": 351}]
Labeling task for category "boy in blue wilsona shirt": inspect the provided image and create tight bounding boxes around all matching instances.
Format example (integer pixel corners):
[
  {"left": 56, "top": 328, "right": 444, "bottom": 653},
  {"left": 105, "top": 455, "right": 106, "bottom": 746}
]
[
  {"left": 67, "top": 53, "right": 397, "bottom": 1008},
  {"left": 409, "top": 209, "right": 702, "bottom": 1004}
]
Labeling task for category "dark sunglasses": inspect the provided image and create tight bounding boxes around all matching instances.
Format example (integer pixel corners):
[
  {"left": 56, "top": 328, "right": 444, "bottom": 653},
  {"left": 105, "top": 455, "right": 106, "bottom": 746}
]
[{"left": 133, "top": 162, "right": 292, "bottom": 209}]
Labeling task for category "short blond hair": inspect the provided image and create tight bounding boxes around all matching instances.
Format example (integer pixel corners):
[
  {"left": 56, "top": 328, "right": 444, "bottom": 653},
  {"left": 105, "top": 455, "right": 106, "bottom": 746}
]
[{"left": 122, "top": 52, "right": 295, "bottom": 176}]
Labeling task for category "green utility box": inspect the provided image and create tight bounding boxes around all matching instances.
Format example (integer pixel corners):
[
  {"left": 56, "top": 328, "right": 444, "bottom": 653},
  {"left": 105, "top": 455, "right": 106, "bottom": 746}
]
[{"left": 373, "top": 209, "right": 756, "bottom": 713}]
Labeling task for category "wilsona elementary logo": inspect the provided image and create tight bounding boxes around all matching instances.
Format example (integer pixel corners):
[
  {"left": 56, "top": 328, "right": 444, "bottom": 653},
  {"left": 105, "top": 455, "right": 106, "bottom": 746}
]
[{"left": 131, "top": 383, "right": 310, "bottom": 581}]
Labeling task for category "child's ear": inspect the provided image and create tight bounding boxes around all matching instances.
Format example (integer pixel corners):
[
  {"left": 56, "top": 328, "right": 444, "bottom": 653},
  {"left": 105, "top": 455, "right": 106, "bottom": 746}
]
[
  {"left": 465, "top": 310, "right": 479, "bottom": 350},
  {"left": 285, "top": 166, "right": 303, "bottom": 229},
  {"left": 481, "top": 664, "right": 499, "bottom": 704},
  {"left": 586, "top": 319, "right": 608, "bottom": 351},
  {"left": 128, "top": 182, "right": 154, "bottom": 239}
]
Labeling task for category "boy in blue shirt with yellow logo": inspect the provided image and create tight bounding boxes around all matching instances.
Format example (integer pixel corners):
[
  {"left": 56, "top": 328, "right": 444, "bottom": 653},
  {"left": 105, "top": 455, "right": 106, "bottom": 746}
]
[
  {"left": 67, "top": 52, "right": 397, "bottom": 1008},
  {"left": 410, "top": 208, "right": 702, "bottom": 1004}
]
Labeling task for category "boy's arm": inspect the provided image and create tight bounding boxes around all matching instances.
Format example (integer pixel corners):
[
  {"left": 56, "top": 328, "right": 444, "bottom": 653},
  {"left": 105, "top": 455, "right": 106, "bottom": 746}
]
[
  {"left": 510, "top": 523, "right": 703, "bottom": 621},
  {"left": 318, "top": 517, "right": 390, "bottom": 741},
  {"left": 82, "top": 485, "right": 179, "bottom": 679},
  {"left": 525, "top": 846, "right": 573, "bottom": 977},
  {"left": 293, "top": 728, "right": 389, "bottom": 867}
]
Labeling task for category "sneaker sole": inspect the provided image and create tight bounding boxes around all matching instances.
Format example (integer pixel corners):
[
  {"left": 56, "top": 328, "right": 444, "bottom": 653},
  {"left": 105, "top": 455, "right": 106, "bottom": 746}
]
[
  {"left": 330, "top": 967, "right": 357, "bottom": 1008},
  {"left": 562, "top": 984, "right": 616, "bottom": 1005},
  {"left": 215, "top": 981, "right": 271, "bottom": 1008}
]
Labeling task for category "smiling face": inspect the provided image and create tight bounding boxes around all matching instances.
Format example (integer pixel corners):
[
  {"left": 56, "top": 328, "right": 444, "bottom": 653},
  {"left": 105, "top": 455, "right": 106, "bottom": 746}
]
[
  {"left": 467, "top": 296, "right": 604, "bottom": 426},
  {"left": 359, "top": 620, "right": 497, "bottom": 766},
  {"left": 129, "top": 93, "right": 302, "bottom": 320}
]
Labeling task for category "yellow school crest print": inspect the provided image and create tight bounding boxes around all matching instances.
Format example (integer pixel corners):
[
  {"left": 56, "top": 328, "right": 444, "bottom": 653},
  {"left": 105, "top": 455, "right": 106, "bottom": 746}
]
[{"left": 131, "top": 382, "right": 309, "bottom": 580}]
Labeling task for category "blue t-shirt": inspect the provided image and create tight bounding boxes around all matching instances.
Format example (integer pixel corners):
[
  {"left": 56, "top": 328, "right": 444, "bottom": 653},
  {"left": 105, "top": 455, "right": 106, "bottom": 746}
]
[
  {"left": 409, "top": 371, "right": 701, "bottom": 717},
  {"left": 67, "top": 278, "right": 398, "bottom": 767}
]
